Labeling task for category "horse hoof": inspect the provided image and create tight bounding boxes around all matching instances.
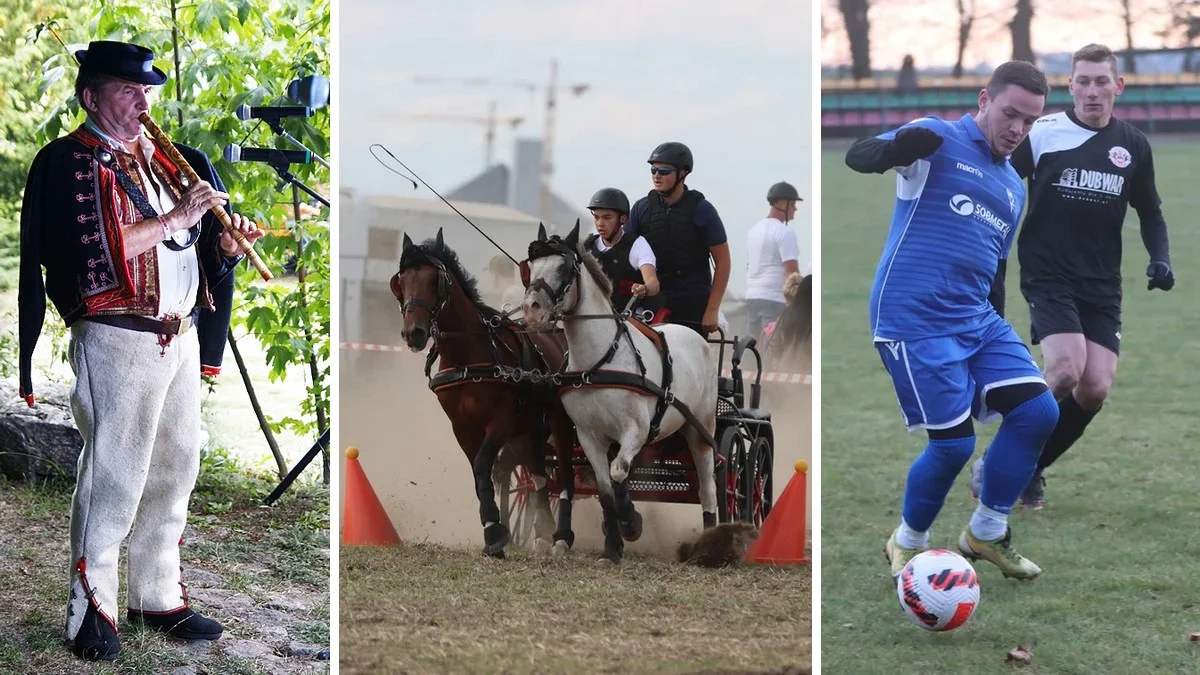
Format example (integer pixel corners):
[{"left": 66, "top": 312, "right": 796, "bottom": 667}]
[
  {"left": 596, "top": 553, "right": 620, "bottom": 565},
  {"left": 533, "top": 537, "right": 553, "bottom": 555},
  {"left": 552, "top": 540, "right": 571, "bottom": 557},
  {"left": 483, "top": 549, "right": 506, "bottom": 560},
  {"left": 483, "top": 523, "right": 511, "bottom": 556},
  {"left": 620, "top": 511, "right": 644, "bottom": 542}
]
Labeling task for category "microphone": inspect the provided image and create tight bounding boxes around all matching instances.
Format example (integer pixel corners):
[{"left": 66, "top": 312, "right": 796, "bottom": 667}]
[
  {"left": 223, "top": 144, "right": 313, "bottom": 165},
  {"left": 234, "top": 104, "right": 313, "bottom": 121}
]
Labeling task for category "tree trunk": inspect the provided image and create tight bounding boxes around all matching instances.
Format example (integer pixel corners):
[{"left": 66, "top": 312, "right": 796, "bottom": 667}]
[
  {"left": 954, "top": 0, "right": 976, "bottom": 78},
  {"left": 1010, "top": 0, "right": 1035, "bottom": 63},
  {"left": 1122, "top": 0, "right": 1137, "bottom": 74},
  {"left": 840, "top": 0, "right": 872, "bottom": 80}
]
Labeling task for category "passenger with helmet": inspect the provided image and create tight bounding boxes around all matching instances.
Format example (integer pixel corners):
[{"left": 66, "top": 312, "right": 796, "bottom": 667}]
[
  {"left": 584, "top": 187, "right": 666, "bottom": 322},
  {"left": 624, "top": 142, "right": 731, "bottom": 336},
  {"left": 745, "top": 181, "right": 804, "bottom": 339}
]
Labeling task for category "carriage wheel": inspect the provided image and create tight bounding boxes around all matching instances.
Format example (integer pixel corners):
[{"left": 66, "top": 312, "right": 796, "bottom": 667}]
[
  {"left": 715, "top": 427, "right": 745, "bottom": 523},
  {"left": 498, "top": 464, "right": 562, "bottom": 549},
  {"left": 744, "top": 436, "right": 775, "bottom": 527}
]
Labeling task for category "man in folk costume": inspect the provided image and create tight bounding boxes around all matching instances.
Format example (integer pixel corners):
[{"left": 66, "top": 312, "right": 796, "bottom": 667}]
[{"left": 18, "top": 40, "right": 264, "bottom": 661}]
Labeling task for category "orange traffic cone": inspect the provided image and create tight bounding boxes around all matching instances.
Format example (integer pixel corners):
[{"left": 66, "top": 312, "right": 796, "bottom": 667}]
[
  {"left": 342, "top": 447, "right": 403, "bottom": 546},
  {"left": 745, "top": 459, "right": 809, "bottom": 565}
]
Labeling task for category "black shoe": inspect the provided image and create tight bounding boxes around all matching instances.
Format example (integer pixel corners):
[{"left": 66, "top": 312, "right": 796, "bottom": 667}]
[
  {"left": 73, "top": 604, "right": 120, "bottom": 661},
  {"left": 127, "top": 607, "right": 223, "bottom": 641}
]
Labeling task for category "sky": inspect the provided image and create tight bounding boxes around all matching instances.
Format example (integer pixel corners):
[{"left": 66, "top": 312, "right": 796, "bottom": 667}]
[
  {"left": 821, "top": 0, "right": 1179, "bottom": 70},
  {"left": 337, "top": 0, "right": 813, "bottom": 296}
]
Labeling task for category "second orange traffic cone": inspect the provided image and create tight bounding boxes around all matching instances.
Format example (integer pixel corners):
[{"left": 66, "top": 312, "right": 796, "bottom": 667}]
[
  {"left": 342, "top": 446, "right": 402, "bottom": 546},
  {"left": 745, "top": 459, "right": 810, "bottom": 565}
]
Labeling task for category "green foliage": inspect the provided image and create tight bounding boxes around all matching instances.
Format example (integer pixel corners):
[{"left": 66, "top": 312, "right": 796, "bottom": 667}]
[{"left": 7, "top": 0, "right": 330, "bottom": 442}]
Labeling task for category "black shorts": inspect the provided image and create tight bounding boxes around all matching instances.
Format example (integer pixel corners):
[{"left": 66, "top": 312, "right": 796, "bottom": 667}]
[{"left": 1023, "top": 284, "right": 1122, "bottom": 356}]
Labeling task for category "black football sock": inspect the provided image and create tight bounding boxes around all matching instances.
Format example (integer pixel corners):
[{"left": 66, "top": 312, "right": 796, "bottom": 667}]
[{"left": 1036, "top": 395, "right": 1100, "bottom": 471}]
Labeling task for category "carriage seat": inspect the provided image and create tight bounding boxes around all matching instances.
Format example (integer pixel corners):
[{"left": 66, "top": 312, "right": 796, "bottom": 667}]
[{"left": 738, "top": 408, "right": 771, "bottom": 422}]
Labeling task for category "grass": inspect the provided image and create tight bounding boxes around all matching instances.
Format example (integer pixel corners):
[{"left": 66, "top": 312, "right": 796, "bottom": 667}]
[
  {"left": 0, "top": 446, "right": 330, "bottom": 674},
  {"left": 819, "top": 136, "right": 1200, "bottom": 673},
  {"left": 340, "top": 544, "right": 811, "bottom": 674}
]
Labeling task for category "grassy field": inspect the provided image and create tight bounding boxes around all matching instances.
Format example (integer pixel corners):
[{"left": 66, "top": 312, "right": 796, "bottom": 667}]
[
  {"left": 341, "top": 544, "right": 811, "bottom": 674},
  {"left": 820, "top": 137, "right": 1200, "bottom": 672}
]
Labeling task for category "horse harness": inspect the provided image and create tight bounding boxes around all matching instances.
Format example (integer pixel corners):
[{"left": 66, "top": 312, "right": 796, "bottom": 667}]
[
  {"left": 524, "top": 236, "right": 718, "bottom": 450},
  {"left": 394, "top": 247, "right": 555, "bottom": 396}
]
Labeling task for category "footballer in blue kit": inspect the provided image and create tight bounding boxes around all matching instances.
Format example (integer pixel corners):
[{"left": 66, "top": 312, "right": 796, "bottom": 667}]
[{"left": 845, "top": 61, "right": 1060, "bottom": 581}]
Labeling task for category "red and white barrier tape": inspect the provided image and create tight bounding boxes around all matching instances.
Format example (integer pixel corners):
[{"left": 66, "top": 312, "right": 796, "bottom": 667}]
[{"left": 340, "top": 342, "right": 811, "bottom": 385}]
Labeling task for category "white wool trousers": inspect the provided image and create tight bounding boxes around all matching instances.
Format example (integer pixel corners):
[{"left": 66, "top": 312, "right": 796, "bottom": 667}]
[{"left": 64, "top": 320, "right": 201, "bottom": 639}]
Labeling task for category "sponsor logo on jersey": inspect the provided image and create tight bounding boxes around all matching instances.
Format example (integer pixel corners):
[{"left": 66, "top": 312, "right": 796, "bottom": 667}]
[
  {"left": 955, "top": 161, "right": 984, "bottom": 179},
  {"left": 1108, "top": 146, "right": 1132, "bottom": 168},
  {"left": 1055, "top": 168, "right": 1125, "bottom": 196},
  {"left": 1006, "top": 187, "right": 1018, "bottom": 216},
  {"left": 949, "top": 194, "right": 1012, "bottom": 237}
]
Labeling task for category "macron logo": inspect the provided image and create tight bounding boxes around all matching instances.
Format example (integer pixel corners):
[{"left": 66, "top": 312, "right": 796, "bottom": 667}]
[
  {"left": 955, "top": 162, "right": 984, "bottom": 179},
  {"left": 950, "top": 193, "right": 1012, "bottom": 236}
]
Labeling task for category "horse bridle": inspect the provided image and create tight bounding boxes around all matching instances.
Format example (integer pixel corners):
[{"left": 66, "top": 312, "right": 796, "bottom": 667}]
[
  {"left": 522, "top": 238, "right": 583, "bottom": 320},
  {"left": 394, "top": 256, "right": 453, "bottom": 336}
]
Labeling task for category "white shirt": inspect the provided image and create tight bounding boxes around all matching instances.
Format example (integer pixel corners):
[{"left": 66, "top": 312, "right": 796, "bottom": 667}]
[
  {"left": 500, "top": 281, "right": 526, "bottom": 319},
  {"left": 593, "top": 233, "right": 656, "bottom": 271},
  {"left": 745, "top": 217, "right": 801, "bottom": 304}
]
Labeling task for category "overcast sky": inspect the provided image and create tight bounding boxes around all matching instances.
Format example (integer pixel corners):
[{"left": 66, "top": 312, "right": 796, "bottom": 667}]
[{"left": 337, "top": 0, "right": 814, "bottom": 295}]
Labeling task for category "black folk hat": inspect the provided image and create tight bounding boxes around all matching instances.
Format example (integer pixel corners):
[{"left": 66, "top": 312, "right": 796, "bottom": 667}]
[{"left": 75, "top": 40, "right": 167, "bottom": 86}]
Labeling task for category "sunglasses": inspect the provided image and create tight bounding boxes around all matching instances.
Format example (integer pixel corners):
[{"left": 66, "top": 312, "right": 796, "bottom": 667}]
[{"left": 649, "top": 167, "right": 677, "bottom": 176}]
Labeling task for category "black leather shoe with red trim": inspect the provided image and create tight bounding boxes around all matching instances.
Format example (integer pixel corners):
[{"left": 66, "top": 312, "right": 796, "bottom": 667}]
[
  {"left": 73, "top": 604, "right": 120, "bottom": 661},
  {"left": 127, "top": 607, "right": 223, "bottom": 641}
]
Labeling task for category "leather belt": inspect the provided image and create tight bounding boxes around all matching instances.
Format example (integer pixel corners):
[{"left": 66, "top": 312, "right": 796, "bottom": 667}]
[{"left": 86, "top": 314, "right": 193, "bottom": 335}]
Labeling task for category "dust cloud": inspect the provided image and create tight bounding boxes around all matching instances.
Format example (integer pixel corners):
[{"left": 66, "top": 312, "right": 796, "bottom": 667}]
[{"left": 339, "top": 293, "right": 811, "bottom": 559}]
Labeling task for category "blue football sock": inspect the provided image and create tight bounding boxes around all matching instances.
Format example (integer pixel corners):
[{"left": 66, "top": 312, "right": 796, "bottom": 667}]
[
  {"left": 901, "top": 435, "right": 977, "bottom": 533},
  {"left": 980, "top": 390, "right": 1060, "bottom": 513}
]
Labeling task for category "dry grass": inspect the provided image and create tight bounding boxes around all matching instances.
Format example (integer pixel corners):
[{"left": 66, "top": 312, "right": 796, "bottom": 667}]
[{"left": 340, "top": 543, "right": 811, "bottom": 675}]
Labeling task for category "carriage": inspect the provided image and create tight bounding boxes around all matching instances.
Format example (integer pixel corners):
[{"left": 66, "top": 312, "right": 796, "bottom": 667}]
[{"left": 496, "top": 327, "right": 776, "bottom": 548}]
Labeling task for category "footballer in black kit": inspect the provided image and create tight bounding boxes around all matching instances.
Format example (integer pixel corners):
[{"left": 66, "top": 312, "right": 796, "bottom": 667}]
[
  {"left": 973, "top": 43, "right": 1174, "bottom": 511},
  {"left": 1009, "top": 107, "right": 1171, "bottom": 355}
]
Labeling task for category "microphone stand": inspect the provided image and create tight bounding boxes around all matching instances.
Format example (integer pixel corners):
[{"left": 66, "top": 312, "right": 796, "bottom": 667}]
[
  {"left": 264, "top": 428, "right": 330, "bottom": 505},
  {"left": 266, "top": 153, "right": 331, "bottom": 207},
  {"left": 267, "top": 118, "right": 331, "bottom": 169}
]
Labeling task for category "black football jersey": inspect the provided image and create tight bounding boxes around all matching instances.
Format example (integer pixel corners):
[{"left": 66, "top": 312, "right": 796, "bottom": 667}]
[{"left": 1010, "top": 108, "right": 1162, "bottom": 297}]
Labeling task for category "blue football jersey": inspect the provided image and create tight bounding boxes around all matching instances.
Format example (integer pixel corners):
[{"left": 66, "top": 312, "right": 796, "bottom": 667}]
[{"left": 868, "top": 115, "right": 1026, "bottom": 341}]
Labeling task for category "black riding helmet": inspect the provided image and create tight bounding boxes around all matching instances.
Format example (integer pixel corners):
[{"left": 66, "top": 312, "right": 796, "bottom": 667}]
[
  {"left": 647, "top": 142, "right": 693, "bottom": 173},
  {"left": 587, "top": 187, "right": 630, "bottom": 215},
  {"left": 767, "top": 181, "right": 802, "bottom": 203}
]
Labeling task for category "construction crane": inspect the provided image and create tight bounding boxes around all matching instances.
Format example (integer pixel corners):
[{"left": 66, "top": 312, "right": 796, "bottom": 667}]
[
  {"left": 410, "top": 62, "right": 590, "bottom": 222},
  {"left": 387, "top": 100, "right": 525, "bottom": 168}
]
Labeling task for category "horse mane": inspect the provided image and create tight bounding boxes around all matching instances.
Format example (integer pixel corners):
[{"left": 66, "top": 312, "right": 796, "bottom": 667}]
[
  {"left": 767, "top": 273, "right": 812, "bottom": 366},
  {"left": 404, "top": 238, "right": 503, "bottom": 320},
  {"left": 576, "top": 238, "right": 614, "bottom": 301}
]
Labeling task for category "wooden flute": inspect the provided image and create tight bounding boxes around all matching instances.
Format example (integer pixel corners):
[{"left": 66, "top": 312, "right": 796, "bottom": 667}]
[{"left": 138, "top": 112, "right": 273, "bottom": 281}]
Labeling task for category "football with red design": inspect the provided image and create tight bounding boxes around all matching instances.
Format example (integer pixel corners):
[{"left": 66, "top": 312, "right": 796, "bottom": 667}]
[{"left": 896, "top": 549, "right": 980, "bottom": 632}]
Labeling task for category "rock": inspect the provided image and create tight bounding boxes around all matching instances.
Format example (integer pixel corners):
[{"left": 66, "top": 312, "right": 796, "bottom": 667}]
[
  {"left": 223, "top": 638, "right": 276, "bottom": 660},
  {"left": 0, "top": 381, "right": 82, "bottom": 481},
  {"left": 285, "top": 642, "right": 323, "bottom": 658},
  {"left": 265, "top": 592, "right": 316, "bottom": 613},
  {"left": 188, "top": 588, "right": 255, "bottom": 613},
  {"left": 182, "top": 568, "right": 225, "bottom": 588},
  {"left": 186, "top": 639, "right": 215, "bottom": 655}
]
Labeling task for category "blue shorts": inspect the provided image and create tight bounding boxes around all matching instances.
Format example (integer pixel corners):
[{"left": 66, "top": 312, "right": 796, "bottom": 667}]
[{"left": 874, "top": 319, "right": 1045, "bottom": 431}]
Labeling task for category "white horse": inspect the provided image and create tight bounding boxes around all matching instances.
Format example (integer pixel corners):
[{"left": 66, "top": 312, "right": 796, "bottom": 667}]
[{"left": 521, "top": 221, "right": 719, "bottom": 564}]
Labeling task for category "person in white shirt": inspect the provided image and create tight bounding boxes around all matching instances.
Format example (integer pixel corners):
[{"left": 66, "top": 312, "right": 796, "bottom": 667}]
[
  {"left": 584, "top": 188, "right": 665, "bottom": 321},
  {"left": 745, "top": 181, "right": 803, "bottom": 338}
]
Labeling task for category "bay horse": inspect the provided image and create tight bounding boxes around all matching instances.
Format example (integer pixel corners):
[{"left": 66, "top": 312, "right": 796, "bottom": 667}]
[
  {"left": 520, "top": 221, "right": 719, "bottom": 564},
  {"left": 390, "top": 229, "right": 577, "bottom": 558}
]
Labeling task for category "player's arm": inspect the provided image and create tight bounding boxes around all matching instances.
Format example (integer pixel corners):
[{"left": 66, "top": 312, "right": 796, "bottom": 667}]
[
  {"left": 1130, "top": 139, "right": 1173, "bottom": 291},
  {"left": 780, "top": 228, "right": 801, "bottom": 282},
  {"left": 629, "top": 236, "right": 660, "bottom": 297},
  {"left": 844, "top": 121, "right": 943, "bottom": 174}
]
